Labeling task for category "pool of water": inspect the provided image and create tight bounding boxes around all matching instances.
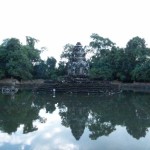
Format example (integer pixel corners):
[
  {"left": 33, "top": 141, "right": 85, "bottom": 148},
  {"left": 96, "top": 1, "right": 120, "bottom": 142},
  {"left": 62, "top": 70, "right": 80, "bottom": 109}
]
[{"left": 0, "top": 91, "right": 150, "bottom": 150}]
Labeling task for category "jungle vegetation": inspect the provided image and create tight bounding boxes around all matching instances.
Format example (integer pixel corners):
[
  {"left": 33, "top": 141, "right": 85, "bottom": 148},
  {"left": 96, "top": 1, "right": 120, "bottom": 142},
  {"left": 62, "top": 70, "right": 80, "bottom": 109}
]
[{"left": 0, "top": 34, "right": 150, "bottom": 82}]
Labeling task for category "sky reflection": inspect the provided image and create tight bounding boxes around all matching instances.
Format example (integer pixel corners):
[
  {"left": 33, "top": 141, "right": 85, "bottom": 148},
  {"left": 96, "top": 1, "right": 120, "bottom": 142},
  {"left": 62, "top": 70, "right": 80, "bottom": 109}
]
[
  {"left": 1, "top": 92, "right": 150, "bottom": 150},
  {"left": 0, "top": 108, "right": 149, "bottom": 150}
]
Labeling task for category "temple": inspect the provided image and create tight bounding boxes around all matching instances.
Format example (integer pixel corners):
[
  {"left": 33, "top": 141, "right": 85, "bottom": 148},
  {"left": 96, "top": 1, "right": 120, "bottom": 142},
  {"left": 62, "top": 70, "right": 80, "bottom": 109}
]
[
  {"left": 34, "top": 43, "right": 120, "bottom": 94},
  {"left": 67, "top": 42, "right": 89, "bottom": 77}
]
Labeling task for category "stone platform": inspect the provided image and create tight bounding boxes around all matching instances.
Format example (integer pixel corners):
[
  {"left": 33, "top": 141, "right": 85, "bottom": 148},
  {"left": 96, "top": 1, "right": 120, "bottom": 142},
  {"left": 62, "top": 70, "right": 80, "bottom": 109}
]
[
  {"left": 0, "top": 78, "right": 121, "bottom": 94},
  {"left": 34, "top": 78, "right": 121, "bottom": 94}
]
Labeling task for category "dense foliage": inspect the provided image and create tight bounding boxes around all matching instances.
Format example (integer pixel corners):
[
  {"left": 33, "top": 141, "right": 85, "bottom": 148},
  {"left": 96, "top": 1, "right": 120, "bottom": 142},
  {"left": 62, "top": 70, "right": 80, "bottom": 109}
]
[
  {"left": 88, "top": 34, "right": 150, "bottom": 82},
  {"left": 0, "top": 37, "right": 40, "bottom": 80},
  {"left": 0, "top": 34, "right": 150, "bottom": 82},
  {"left": 0, "top": 37, "right": 57, "bottom": 80}
]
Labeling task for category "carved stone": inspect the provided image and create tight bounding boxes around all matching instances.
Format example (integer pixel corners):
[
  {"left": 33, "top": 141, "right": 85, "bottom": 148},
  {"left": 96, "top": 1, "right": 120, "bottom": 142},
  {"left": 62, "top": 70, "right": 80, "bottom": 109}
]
[{"left": 67, "top": 42, "right": 89, "bottom": 77}]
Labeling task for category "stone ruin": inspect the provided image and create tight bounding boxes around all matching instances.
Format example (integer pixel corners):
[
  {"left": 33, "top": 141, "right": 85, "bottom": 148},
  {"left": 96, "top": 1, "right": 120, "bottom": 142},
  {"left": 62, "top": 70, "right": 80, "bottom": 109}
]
[
  {"left": 34, "top": 42, "right": 120, "bottom": 94},
  {"left": 67, "top": 42, "right": 89, "bottom": 77}
]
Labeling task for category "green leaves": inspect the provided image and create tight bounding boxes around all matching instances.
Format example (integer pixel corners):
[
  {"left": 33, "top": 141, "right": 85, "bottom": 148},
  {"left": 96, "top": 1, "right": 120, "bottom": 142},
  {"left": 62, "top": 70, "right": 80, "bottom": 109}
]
[
  {"left": 0, "top": 37, "right": 41, "bottom": 80},
  {"left": 26, "top": 36, "right": 39, "bottom": 49},
  {"left": 90, "top": 33, "right": 115, "bottom": 55},
  {"left": 88, "top": 34, "right": 150, "bottom": 82},
  {"left": 60, "top": 43, "right": 74, "bottom": 61},
  {"left": 132, "top": 59, "right": 150, "bottom": 82},
  {"left": 89, "top": 34, "right": 116, "bottom": 80},
  {"left": 0, "top": 34, "right": 150, "bottom": 82},
  {"left": 126, "top": 36, "right": 146, "bottom": 50},
  {"left": 33, "top": 57, "right": 57, "bottom": 79}
]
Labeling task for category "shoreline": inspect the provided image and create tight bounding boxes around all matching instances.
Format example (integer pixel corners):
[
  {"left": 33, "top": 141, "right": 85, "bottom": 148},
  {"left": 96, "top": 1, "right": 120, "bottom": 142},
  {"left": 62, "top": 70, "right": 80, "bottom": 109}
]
[{"left": 1, "top": 79, "right": 150, "bottom": 93}]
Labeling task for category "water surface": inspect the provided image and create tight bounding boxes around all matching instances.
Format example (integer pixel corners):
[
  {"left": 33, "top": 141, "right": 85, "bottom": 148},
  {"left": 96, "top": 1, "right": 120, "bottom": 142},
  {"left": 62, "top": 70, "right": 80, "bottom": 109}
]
[{"left": 0, "top": 91, "right": 150, "bottom": 150}]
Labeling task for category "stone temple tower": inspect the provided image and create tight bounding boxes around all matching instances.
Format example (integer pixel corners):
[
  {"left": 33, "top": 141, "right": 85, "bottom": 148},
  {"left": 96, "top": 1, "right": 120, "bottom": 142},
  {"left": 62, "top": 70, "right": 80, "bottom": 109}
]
[{"left": 67, "top": 42, "right": 89, "bottom": 77}]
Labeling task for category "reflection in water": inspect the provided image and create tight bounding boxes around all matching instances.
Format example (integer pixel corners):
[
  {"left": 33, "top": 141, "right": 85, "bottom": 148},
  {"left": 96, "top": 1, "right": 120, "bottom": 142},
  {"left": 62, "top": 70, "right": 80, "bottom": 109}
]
[
  {"left": 0, "top": 91, "right": 150, "bottom": 148},
  {"left": 57, "top": 92, "right": 150, "bottom": 140},
  {"left": 58, "top": 96, "right": 89, "bottom": 140}
]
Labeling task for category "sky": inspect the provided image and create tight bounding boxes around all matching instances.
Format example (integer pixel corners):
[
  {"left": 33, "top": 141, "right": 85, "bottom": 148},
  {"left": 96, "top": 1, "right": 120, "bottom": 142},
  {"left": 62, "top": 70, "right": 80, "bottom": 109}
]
[{"left": 0, "top": 0, "right": 150, "bottom": 61}]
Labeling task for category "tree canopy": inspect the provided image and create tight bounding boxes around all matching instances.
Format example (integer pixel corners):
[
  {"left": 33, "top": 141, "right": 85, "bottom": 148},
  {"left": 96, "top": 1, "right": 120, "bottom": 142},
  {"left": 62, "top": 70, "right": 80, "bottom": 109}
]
[
  {"left": 88, "top": 34, "right": 150, "bottom": 82},
  {"left": 1, "top": 34, "right": 150, "bottom": 82}
]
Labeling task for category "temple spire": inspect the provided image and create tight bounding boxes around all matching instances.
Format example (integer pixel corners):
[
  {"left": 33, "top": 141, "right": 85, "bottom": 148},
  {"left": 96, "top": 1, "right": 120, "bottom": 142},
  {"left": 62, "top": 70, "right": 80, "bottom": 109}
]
[{"left": 67, "top": 42, "right": 89, "bottom": 77}]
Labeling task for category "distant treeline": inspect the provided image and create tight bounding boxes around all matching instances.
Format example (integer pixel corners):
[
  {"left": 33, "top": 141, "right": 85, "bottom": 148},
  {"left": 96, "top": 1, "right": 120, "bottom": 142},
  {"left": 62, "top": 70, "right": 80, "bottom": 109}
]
[{"left": 0, "top": 34, "right": 150, "bottom": 82}]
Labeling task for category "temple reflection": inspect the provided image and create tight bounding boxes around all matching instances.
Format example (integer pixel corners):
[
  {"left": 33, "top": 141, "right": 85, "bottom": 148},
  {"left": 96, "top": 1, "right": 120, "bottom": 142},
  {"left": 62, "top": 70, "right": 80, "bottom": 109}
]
[
  {"left": 58, "top": 96, "right": 89, "bottom": 140},
  {"left": 0, "top": 91, "right": 150, "bottom": 140}
]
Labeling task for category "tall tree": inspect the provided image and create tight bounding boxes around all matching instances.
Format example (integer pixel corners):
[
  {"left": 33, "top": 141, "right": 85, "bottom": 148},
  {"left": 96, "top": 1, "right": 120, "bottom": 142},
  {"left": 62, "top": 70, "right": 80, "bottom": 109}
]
[
  {"left": 89, "top": 33, "right": 115, "bottom": 55},
  {"left": 60, "top": 43, "right": 74, "bottom": 62},
  {"left": 0, "top": 37, "right": 41, "bottom": 80},
  {"left": 24, "top": 36, "right": 41, "bottom": 63},
  {"left": 46, "top": 57, "right": 57, "bottom": 79},
  {"left": 125, "top": 36, "right": 150, "bottom": 82},
  {"left": 0, "top": 38, "right": 32, "bottom": 79},
  {"left": 88, "top": 33, "right": 116, "bottom": 80}
]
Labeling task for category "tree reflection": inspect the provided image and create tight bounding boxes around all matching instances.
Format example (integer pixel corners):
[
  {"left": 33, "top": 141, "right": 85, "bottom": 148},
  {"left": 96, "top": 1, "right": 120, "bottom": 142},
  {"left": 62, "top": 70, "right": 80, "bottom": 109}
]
[
  {"left": 0, "top": 91, "right": 57, "bottom": 134},
  {"left": 33, "top": 92, "right": 57, "bottom": 113},
  {"left": 57, "top": 92, "right": 150, "bottom": 140},
  {"left": 124, "top": 92, "right": 150, "bottom": 139},
  {"left": 0, "top": 92, "right": 38, "bottom": 134},
  {"left": 1, "top": 91, "right": 150, "bottom": 141}
]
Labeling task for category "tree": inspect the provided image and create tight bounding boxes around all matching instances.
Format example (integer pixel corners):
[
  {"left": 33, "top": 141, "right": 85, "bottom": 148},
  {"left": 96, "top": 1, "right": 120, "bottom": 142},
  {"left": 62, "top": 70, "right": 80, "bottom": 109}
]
[
  {"left": 89, "top": 33, "right": 115, "bottom": 55},
  {"left": 26, "top": 36, "right": 39, "bottom": 49},
  {"left": 132, "top": 59, "right": 150, "bottom": 82},
  {"left": 33, "top": 60, "right": 47, "bottom": 79},
  {"left": 0, "top": 44, "right": 7, "bottom": 78},
  {"left": 60, "top": 43, "right": 74, "bottom": 62},
  {"left": 88, "top": 33, "right": 116, "bottom": 80},
  {"left": 0, "top": 37, "right": 42, "bottom": 80},
  {"left": 56, "top": 61, "right": 67, "bottom": 76},
  {"left": 57, "top": 43, "right": 75, "bottom": 77},
  {"left": 24, "top": 36, "right": 41, "bottom": 63},
  {"left": 106, "top": 47, "right": 127, "bottom": 81},
  {"left": 0, "top": 38, "right": 32, "bottom": 80},
  {"left": 125, "top": 36, "right": 150, "bottom": 82},
  {"left": 46, "top": 57, "right": 56, "bottom": 69},
  {"left": 89, "top": 55, "right": 114, "bottom": 80},
  {"left": 33, "top": 57, "right": 57, "bottom": 79},
  {"left": 46, "top": 57, "right": 57, "bottom": 79}
]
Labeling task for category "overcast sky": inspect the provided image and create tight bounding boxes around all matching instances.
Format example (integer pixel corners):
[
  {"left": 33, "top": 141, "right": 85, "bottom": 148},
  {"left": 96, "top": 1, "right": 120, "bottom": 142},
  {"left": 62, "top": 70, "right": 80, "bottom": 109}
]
[{"left": 0, "top": 0, "right": 150, "bottom": 61}]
